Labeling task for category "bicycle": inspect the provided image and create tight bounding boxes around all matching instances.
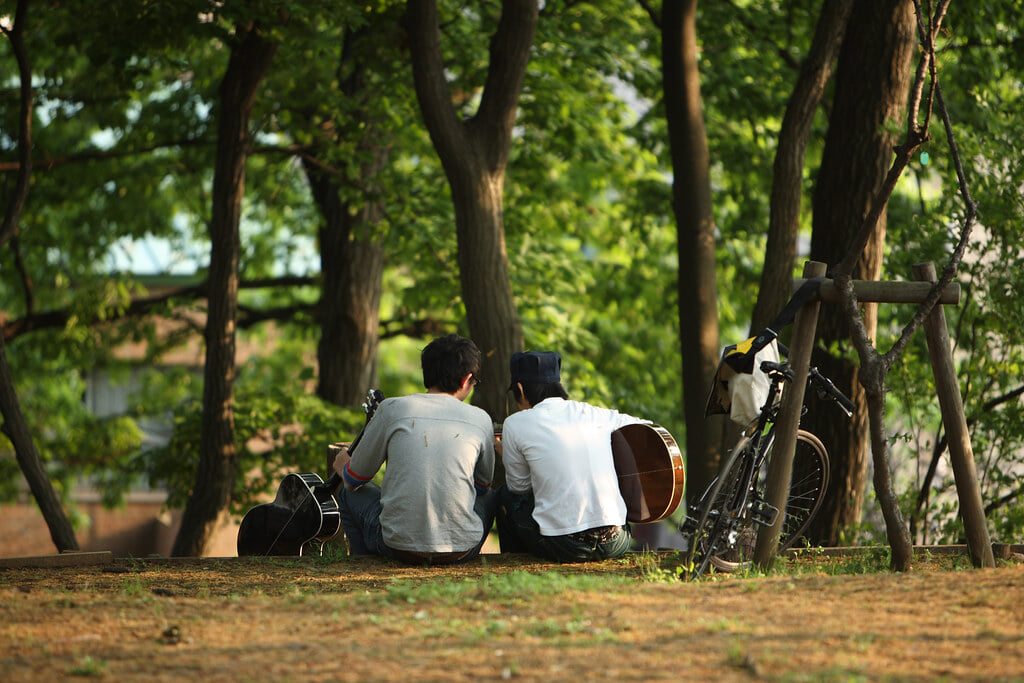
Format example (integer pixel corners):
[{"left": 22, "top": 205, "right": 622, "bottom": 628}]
[{"left": 679, "top": 358, "right": 854, "bottom": 580}]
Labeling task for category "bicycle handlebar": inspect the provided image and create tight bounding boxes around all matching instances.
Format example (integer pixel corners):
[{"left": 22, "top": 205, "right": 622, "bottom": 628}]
[
  {"left": 808, "top": 366, "right": 855, "bottom": 417},
  {"left": 759, "top": 360, "right": 854, "bottom": 417}
]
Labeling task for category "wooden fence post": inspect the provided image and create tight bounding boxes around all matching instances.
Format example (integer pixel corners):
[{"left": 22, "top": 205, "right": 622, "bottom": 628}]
[
  {"left": 913, "top": 262, "right": 995, "bottom": 568},
  {"left": 753, "top": 260, "right": 827, "bottom": 569},
  {"left": 741, "top": 261, "right": 988, "bottom": 570}
]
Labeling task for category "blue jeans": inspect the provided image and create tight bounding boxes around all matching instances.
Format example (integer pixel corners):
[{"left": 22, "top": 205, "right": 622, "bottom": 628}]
[
  {"left": 336, "top": 482, "right": 497, "bottom": 565},
  {"left": 495, "top": 486, "right": 633, "bottom": 563}
]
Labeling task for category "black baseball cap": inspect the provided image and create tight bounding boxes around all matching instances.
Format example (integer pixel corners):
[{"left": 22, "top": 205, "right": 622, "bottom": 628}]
[{"left": 508, "top": 351, "right": 562, "bottom": 389}]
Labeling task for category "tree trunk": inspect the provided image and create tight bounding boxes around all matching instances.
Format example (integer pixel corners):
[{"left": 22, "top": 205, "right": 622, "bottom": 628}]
[
  {"left": 308, "top": 162, "right": 384, "bottom": 407},
  {"left": 404, "top": 0, "right": 534, "bottom": 424},
  {"left": 309, "top": 26, "right": 391, "bottom": 407},
  {"left": 661, "top": 0, "right": 721, "bottom": 495},
  {"left": 172, "top": 22, "right": 278, "bottom": 557},
  {"left": 0, "top": 335, "right": 80, "bottom": 551},
  {"left": 804, "top": 0, "right": 916, "bottom": 546},
  {"left": 0, "top": 0, "right": 79, "bottom": 553},
  {"left": 451, "top": 165, "right": 523, "bottom": 423},
  {"left": 749, "top": 0, "right": 854, "bottom": 335}
]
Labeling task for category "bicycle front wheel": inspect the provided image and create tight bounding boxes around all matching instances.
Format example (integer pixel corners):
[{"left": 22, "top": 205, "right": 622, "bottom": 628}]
[{"left": 683, "top": 435, "right": 755, "bottom": 580}]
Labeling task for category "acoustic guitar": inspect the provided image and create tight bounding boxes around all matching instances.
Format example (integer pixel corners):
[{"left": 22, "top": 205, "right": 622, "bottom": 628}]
[
  {"left": 611, "top": 423, "right": 685, "bottom": 524},
  {"left": 236, "top": 389, "right": 385, "bottom": 557}
]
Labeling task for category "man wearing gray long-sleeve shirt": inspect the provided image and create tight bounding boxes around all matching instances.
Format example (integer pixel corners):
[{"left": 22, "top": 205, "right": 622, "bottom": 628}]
[{"left": 332, "top": 334, "right": 497, "bottom": 565}]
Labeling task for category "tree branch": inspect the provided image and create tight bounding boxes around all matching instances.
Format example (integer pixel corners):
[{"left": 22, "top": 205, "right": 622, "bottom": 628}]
[
  {"left": 0, "top": 139, "right": 326, "bottom": 175},
  {"left": 3, "top": 273, "right": 448, "bottom": 344},
  {"left": 832, "top": 0, "right": 958, "bottom": 572},
  {"left": 2, "top": 275, "right": 316, "bottom": 342}
]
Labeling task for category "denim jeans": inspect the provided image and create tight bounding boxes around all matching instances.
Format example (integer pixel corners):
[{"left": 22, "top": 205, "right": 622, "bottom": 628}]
[
  {"left": 336, "top": 482, "right": 497, "bottom": 565},
  {"left": 495, "top": 486, "right": 633, "bottom": 563}
]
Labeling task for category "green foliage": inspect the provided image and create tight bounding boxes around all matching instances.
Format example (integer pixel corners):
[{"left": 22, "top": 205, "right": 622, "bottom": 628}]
[
  {"left": 129, "top": 343, "right": 366, "bottom": 513},
  {"left": 0, "top": 333, "right": 146, "bottom": 510},
  {"left": 697, "top": 0, "right": 823, "bottom": 283},
  {"left": 3, "top": 0, "right": 1023, "bottom": 551},
  {"left": 504, "top": 0, "right": 683, "bottom": 433},
  {"left": 865, "top": 2, "right": 1024, "bottom": 545}
]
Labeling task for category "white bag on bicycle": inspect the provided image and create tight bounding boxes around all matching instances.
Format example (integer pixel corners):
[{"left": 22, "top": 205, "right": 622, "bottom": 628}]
[{"left": 705, "top": 338, "right": 781, "bottom": 427}]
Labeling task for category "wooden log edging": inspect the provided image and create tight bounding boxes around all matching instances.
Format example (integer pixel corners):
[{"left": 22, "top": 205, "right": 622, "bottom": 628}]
[
  {"left": 782, "top": 543, "right": 1024, "bottom": 560},
  {"left": 0, "top": 550, "right": 113, "bottom": 569}
]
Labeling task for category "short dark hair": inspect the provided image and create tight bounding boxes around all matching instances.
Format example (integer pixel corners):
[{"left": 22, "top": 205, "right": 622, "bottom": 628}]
[
  {"left": 512, "top": 381, "right": 568, "bottom": 407},
  {"left": 421, "top": 334, "right": 482, "bottom": 392}
]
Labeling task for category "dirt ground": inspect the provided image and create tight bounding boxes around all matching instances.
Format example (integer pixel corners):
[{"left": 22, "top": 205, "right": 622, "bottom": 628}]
[{"left": 1, "top": 548, "right": 1023, "bottom": 682}]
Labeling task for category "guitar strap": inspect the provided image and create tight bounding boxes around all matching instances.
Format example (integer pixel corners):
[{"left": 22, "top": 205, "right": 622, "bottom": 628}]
[{"left": 264, "top": 477, "right": 309, "bottom": 556}]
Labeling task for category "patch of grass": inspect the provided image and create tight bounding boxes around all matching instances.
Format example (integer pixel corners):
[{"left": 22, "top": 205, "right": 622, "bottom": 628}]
[
  {"left": 68, "top": 655, "right": 107, "bottom": 677},
  {"left": 372, "top": 570, "right": 634, "bottom": 608},
  {"left": 120, "top": 574, "right": 145, "bottom": 596},
  {"left": 641, "top": 543, "right": 974, "bottom": 583},
  {"left": 725, "top": 642, "right": 759, "bottom": 675},
  {"left": 947, "top": 551, "right": 974, "bottom": 571},
  {"left": 310, "top": 542, "right": 351, "bottom": 566},
  {"left": 285, "top": 585, "right": 316, "bottom": 604},
  {"left": 459, "top": 618, "right": 511, "bottom": 643},
  {"left": 842, "top": 548, "right": 892, "bottom": 574},
  {"left": 631, "top": 550, "right": 690, "bottom": 582},
  {"left": 524, "top": 616, "right": 618, "bottom": 643},
  {"left": 700, "top": 616, "right": 751, "bottom": 634},
  {"left": 780, "top": 548, "right": 893, "bottom": 576}
]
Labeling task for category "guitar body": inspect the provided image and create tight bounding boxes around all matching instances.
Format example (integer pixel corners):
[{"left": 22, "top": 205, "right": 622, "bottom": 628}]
[
  {"left": 612, "top": 423, "right": 685, "bottom": 524},
  {"left": 237, "top": 389, "right": 385, "bottom": 557},
  {"left": 237, "top": 472, "right": 341, "bottom": 557}
]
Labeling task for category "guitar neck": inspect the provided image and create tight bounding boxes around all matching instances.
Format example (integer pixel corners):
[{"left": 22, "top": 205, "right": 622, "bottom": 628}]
[
  {"left": 323, "top": 389, "right": 385, "bottom": 497},
  {"left": 323, "top": 408, "right": 375, "bottom": 495}
]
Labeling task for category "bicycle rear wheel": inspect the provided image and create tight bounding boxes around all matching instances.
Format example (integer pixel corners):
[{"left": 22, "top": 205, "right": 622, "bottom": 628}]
[{"left": 777, "top": 429, "right": 829, "bottom": 550}]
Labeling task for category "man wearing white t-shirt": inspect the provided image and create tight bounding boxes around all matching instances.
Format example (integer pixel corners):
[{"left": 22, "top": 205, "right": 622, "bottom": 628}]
[{"left": 496, "top": 351, "right": 645, "bottom": 562}]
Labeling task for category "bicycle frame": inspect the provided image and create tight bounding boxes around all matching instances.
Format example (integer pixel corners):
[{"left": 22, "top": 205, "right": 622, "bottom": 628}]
[
  {"left": 704, "top": 366, "right": 789, "bottom": 542},
  {"left": 681, "top": 358, "right": 849, "bottom": 579}
]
